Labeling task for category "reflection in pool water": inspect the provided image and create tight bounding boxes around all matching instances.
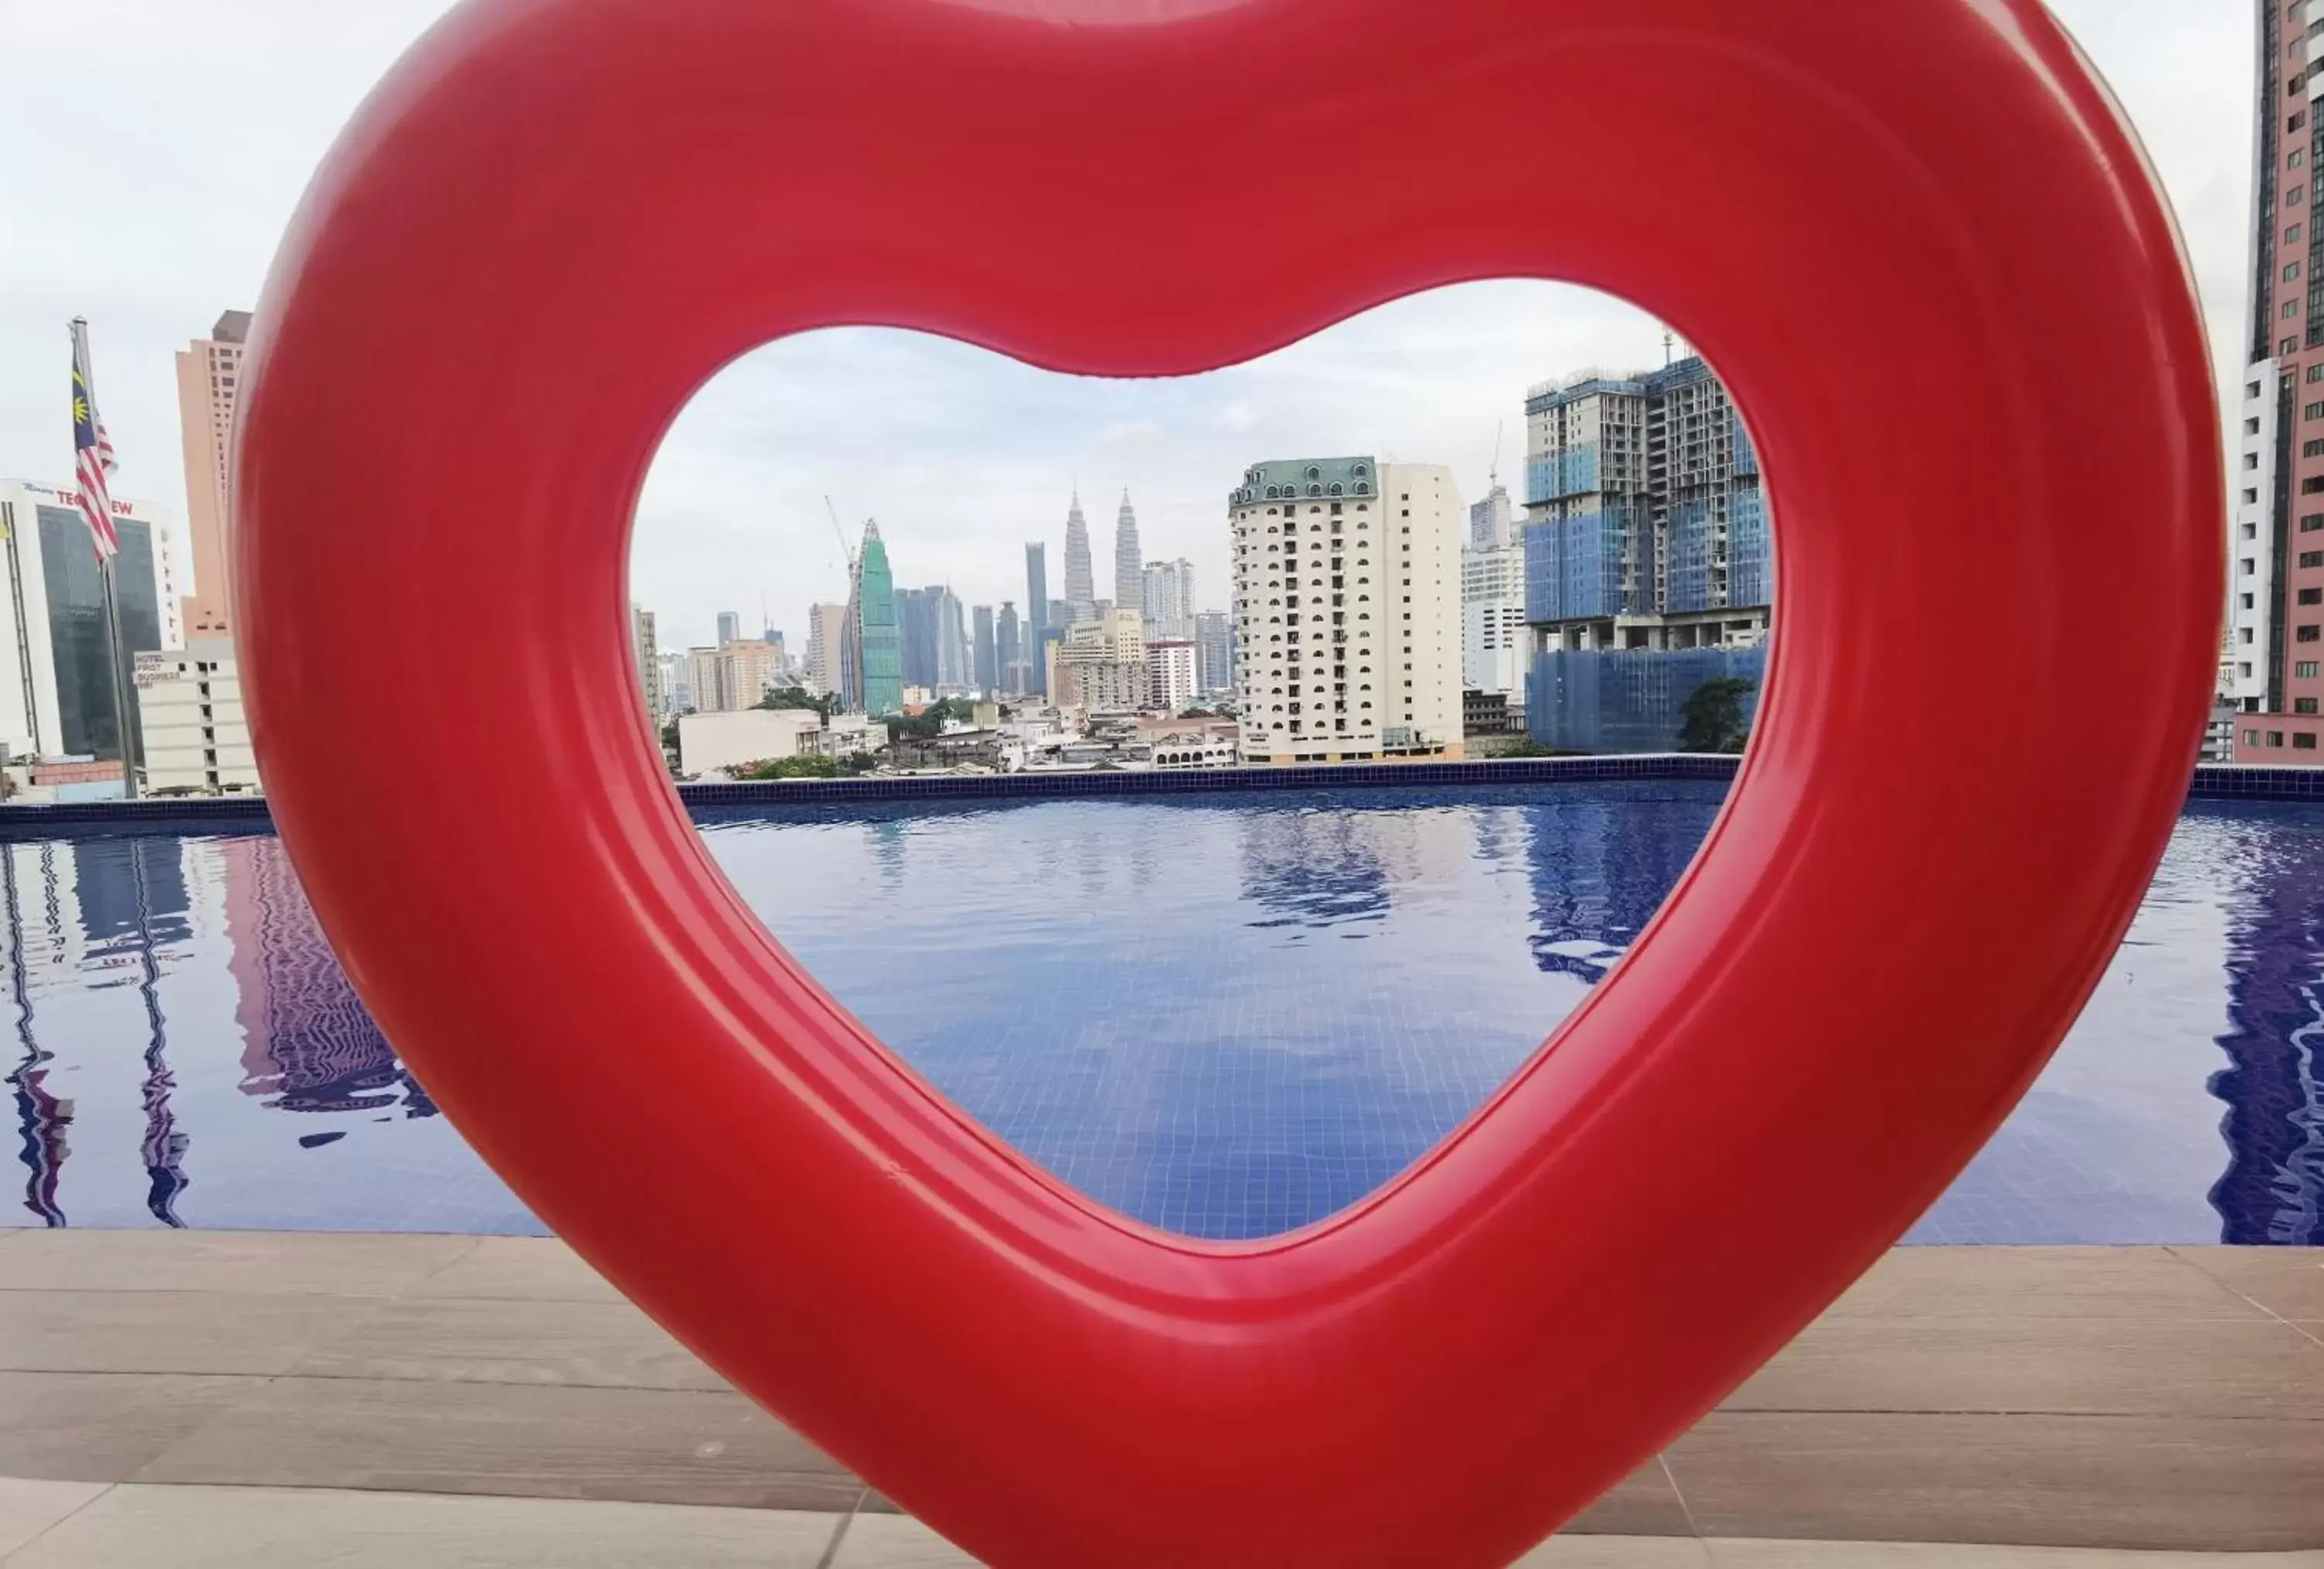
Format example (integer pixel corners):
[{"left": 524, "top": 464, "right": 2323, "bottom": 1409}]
[{"left": 4, "top": 782, "right": 2320, "bottom": 1243}]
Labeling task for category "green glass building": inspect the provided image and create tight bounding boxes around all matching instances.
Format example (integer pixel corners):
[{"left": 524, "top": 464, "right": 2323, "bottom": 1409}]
[{"left": 856, "top": 520, "right": 903, "bottom": 717}]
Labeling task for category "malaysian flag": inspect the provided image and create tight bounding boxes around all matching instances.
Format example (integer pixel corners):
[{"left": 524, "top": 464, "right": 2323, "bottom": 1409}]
[{"left": 70, "top": 319, "right": 122, "bottom": 562}]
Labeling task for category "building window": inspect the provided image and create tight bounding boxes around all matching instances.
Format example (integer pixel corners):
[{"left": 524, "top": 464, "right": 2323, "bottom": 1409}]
[
  {"left": 2289, "top": 302, "right": 2304, "bottom": 319},
  {"left": 2272, "top": 731, "right": 2288, "bottom": 747},
  {"left": 2294, "top": 263, "right": 2309, "bottom": 282},
  {"left": 2246, "top": 558, "right": 2260, "bottom": 575},
  {"left": 2305, "top": 589, "right": 2324, "bottom": 605},
  {"left": 2300, "top": 625, "right": 2321, "bottom": 641},
  {"left": 2303, "top": 661, "right": 2322, "bottom": 678},
  {"left": 2248, "top": 729, "right": 2264, "bottom": 746},
  {"left": 2302, "top": 699, "right": 2321, "bottom": 714},
  {"left": 2303, "top": 733, "right": 2322, "bottom": 750}
]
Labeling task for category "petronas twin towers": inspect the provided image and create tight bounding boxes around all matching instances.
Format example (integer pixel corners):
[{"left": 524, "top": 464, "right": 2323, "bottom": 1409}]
[{"left": 1060, "top": 489, "right": 1140, "bottom": 623}]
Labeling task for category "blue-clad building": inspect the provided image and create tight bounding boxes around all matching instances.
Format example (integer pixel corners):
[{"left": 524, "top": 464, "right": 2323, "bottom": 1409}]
[{"left": 1522, "top": 355, "right": 1772, "bottom": 751}]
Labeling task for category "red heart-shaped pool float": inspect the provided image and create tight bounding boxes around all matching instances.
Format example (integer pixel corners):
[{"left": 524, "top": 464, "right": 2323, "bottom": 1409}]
[{"left": 233, "top": 0, "right": 2221, "bottom": 1562}]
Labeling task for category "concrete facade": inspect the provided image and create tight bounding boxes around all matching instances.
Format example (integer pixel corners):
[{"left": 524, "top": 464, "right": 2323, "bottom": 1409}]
[
  {"left": 1050, "top": 609, "right": 1149, "bottom": 712},
  {"left": 172, "top": 311, "right": 249, "bottom": 644},
  {"left": 1462, "top": 481, "right": 1526, "bottom": 710},
  {"left": 1145, "top": 639, "right": 1196, "bottom": 713},
  {"left": 2232, "top": 0, "right": 2324, "bottom": 760},
  {"left": 135, "top": 642, "right": 260, "bottom": 794},
  {"left": 1523, "top": 358, "right": 1769, "bottom": 655},
  {"left": 1141, "top": 558, "right": 1195, "bottom": 640},
  {"left": 676, "top": 708, "right": 824, "bottom": 776},
  {"left": 1229, "top": 457, "right": 1465, "bottom": 764},
  {"left": 804, "top": 602, "right": 847, "bottom": 698}
]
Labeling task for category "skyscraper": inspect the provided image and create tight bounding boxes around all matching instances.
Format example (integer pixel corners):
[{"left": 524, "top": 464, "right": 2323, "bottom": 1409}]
[
  {"left": 854, "top": 520, "right": 903, "bottom": 716},
  {"left": 632, "top": 606, "right": 663, "bottom": 722},
  {"left": 1462, "top": 479, "right": 1525, "bottom": 709},
  {"left": 1113, "top": 489, "right": 1143, "bottom": 613},
  {"left": 997, "top": 602, "right": 1023, "bottom": 694},
  {"left": 1063, "top": 493, "right": 1095, "bottom": 622},
  {"left": 893, "top": 587, "right": 937, "bottom": 689},
  {"left": 715, "top": 610, "right": 742, "bottom": 646},
  {"left": 174, "top": 310, "right": 250, "bottom": 644},
  {"left": 934, "top": 588, "right": 969, "bottom": 690},
  {"left": 1141, "top": 558, "right": 1195, "bottom": 640},
  {"left": 2233, "top": 4, "right": 2324, "bottom": 759},
  {"left": 1229, "top": 457, "right": 1465, "bottom": 764},
  {"left": 1024, "top": 542, "right": 1049, "bottom": 695},
  {"left": 805, "top": 601, "right": 847, "bottom": 697},
  {"left": 1195, "top": 609, "right": 1233, "bottom": 695},
  {"left": 1522, "top": 359, "right": 1769, "bottom": 750},
  {"left": 972, "top": 604, "right": 998, "bottom": 692}
]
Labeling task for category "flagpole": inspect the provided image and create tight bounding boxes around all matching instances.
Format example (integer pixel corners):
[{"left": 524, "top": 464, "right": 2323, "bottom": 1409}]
[
  {"left": 99, "top": 558, "right": 138, "bottom": 799},
  {"left": 70, "top": 318, "right": 137, "bottom": 801}
]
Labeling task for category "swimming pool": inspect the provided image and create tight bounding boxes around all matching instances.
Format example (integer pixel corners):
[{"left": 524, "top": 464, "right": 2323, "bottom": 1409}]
[{"left": 4, "top": 780, "right": 2319, "bottom": 1244}]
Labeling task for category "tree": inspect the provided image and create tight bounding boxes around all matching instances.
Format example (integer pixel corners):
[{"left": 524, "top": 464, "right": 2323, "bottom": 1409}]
[
  {"left": 735, "top": 754, "right": 841, "bottom": 780},
  {"left": 757, "top": 686, "right": 835, "bottom": 719},
  {"left": 658, "top": 708, "right": 694, "bottom": 753},
  {"left": 1676, "top": 677, "right": 1758, "bottom": 754},
  {"left": 885, "top": 696, "right": 980, "bottom": 743}
]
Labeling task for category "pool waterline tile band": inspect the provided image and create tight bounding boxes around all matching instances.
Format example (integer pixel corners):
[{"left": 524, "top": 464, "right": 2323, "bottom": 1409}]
[{"left": 0, "top": 756, "right": 2309, "bottom": 838}]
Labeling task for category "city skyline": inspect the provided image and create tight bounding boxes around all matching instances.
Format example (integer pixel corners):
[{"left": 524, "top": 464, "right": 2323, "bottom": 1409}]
[{"left": 0, "top": 0, "right": 2246, "bottom": 661}]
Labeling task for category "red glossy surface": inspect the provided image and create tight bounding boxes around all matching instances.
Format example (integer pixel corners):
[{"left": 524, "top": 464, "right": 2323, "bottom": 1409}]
[{"left": 233, "top": 2, "right": 2221, "bottom": 1564}]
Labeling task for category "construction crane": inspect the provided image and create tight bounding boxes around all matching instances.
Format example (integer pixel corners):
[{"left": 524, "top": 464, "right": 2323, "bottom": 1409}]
[{"left": 827, "top": 496, "right": 859, "bottom": 579}]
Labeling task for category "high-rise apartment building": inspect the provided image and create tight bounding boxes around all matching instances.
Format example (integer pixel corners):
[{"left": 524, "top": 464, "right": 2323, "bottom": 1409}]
[
  {"left": 1147, "top": 640, "right": 1197, "bottom": 713},
  {"left": 1113, "top": 491, "right": 1143, "bottom": 613},
  {"left": 2233, "top": 2, "right": 2324, "bottom": 759},
  {"left": 686, "top": 647, "right": 727, "bottom": 713},
  {"left": 173, "top": 311, "right": 249, "bottom": 644},
  {"left": 1229, "top": 457, "right": 1464, "bottom": 764},
  {"left": 1523, "top": 358, "right": 1769, "bottom": 651},
  {"left": 632, "top": 606, "right": 664, "bottom": 721},
  {"left": 1063, "top": 493, "right": 1096, "bottom": 622},
  {"left": 805, "top": 601, "right": 847, "bottom": 697},
  {"left": 715, "top": 611, "right": 741, "bottom": 647},
  {"left": 973, "top": 604, "right": 998, "bottom": 692},
  {"left": 997, "top": 602, "right": 1023, "bottom": 694},
  {"left": 1141, "top": 558, "right": 1196, "bottom": 640},
  {"left": 1049, "top": 608, "right": 1149, "bottom": 712},
  {"left": 722, "top": 639, "right": 779, "bottom": 708},
  {"left": 1195, "top": 609, "right": 1234, "bottom": 695},
  {"left": 659, "top": 650, "right": 689, "bottom": 713},
  {"left": 1522, "top": 358, "right": 1770, "bottom": 750},
  {"left": 1023, "top": 544, "right": 1049, "bottom": 694},
  {"left": 1462, "top": 480, "right": 1526, "bottom": 709}
]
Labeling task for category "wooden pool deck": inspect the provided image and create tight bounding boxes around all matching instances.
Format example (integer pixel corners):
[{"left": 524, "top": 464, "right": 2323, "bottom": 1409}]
[{"left": 0, "top": 1231, "right": 2316, "bottom": 1565}]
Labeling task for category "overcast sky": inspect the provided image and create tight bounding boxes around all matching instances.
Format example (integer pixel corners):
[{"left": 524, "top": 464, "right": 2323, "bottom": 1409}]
[{"left": 0, "top": 2, "right": 2253, "bottom": 652}]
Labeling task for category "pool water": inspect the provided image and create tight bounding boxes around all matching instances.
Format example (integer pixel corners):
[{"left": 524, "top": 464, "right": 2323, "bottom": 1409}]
[{"left": 5, "top": 781, "right": 2320, "bottom": 1244}]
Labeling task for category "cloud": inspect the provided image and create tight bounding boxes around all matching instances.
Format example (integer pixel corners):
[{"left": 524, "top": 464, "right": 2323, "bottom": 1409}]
[{"left": 0, "top": 0, "right": 2254, "bottom": 654}]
